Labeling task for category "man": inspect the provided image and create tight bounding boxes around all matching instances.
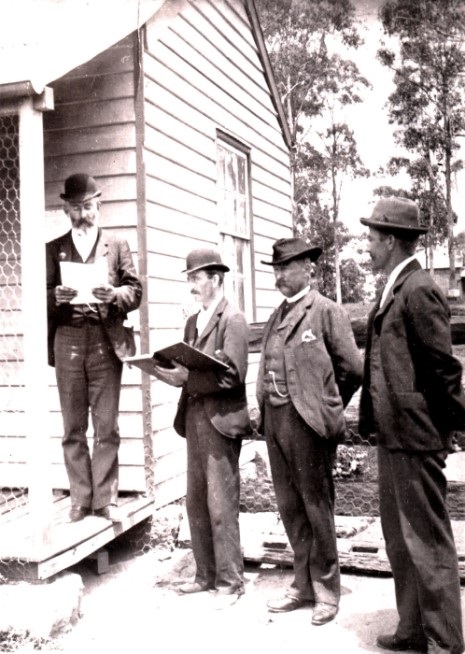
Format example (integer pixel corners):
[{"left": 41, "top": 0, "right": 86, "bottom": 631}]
[
  {"left": 359, "top": 196, "right": 465, "bottom": 654},
  {"left": 257, "top": 237, "right": 362, "bottom": 626},
  {"left": 153, "top": 248, "right": 251, "bottom": 608},
  {"left": 46, "top": 173, "right": 142, "bottom": 523}
]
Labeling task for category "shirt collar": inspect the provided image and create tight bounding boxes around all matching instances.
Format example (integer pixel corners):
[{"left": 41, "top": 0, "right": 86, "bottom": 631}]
[
  {"left": 285, "top": 285, "right": 310, "bottom": 304},
  {"left": 380, "top": 255, "right": 419, "bottom": 308},
  {"left": 196, "top": 294, "right": 223, "bottom": 336},
  {"left": 72, "top": 225, "right": 98, "bottom": 240}
]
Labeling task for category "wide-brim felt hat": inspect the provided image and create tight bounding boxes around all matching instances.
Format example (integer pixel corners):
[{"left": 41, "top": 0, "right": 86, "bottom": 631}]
[
  {"left": 261, "top": 237, "right": 323, "bottom": 266},
  {"left": 60, "top": 173, "right": 101, "bottom": 202},
  {"left": 360, "top": 196, "right": 428, "bottom": 234},
  {"left": 182, "top": 248, "right": 230, "bottom": 274}
]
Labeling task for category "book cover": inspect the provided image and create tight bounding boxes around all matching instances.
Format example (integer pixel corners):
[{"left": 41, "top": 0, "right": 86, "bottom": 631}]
[{"left": 124, "top": 342, "right": 229, "bottom": 375}]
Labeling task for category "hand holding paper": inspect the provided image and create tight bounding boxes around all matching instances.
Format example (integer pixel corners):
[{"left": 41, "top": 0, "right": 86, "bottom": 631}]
[{"left": 59, "top": 260, "right": 108, "bottom": 304}]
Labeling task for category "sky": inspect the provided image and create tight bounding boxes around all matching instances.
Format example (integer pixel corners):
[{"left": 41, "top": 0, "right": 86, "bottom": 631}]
[{"left": 330, "top": 0, "right": 465, "bottom": 237}]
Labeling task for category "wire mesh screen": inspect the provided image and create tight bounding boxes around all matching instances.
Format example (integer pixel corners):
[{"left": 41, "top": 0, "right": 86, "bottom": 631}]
[
  {"left": 0, "top": 113, "right": 29, "bottom": 572},
  {"left": 239, "top": 390, "right": 381, "bottom": 518}
]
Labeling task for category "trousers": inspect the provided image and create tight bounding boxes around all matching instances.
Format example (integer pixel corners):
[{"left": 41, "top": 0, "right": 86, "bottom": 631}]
[
  {"left": 54, "top": 322, "right": 123, "bottom": 510},
  {"left": 185, "top": 396, "right": 244, "bottom": 594},
  {"left": 264, "top": 401, "right": 340, "bottom": 606},
  {"left": 378, "top": 445, "right": 464, "bottom": 654}
]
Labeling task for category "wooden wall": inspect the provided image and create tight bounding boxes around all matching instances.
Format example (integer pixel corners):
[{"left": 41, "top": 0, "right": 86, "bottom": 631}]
[
  {"left": 41, "top": 34, "right": 147, "bottom": 493},
  {"left": 0, "top": 0, "right": 293, "bottom": 507},
  {"left": 142, "top": 0, "right": 293, "bottom": 506}
]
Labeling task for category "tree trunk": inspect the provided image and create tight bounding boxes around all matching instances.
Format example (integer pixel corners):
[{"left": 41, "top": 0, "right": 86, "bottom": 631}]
[
  {"left": 332, "top": 166, "right": 342, "bottom": 304},
  {"left": 445, "top": 119, "right": 456, "bottom": 292}
]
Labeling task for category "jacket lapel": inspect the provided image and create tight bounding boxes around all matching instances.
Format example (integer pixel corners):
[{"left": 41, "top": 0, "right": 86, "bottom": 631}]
[
  {"left": 57, "top": 231, "right": 74, "bottom": 262},
  {"left": 373, "top": 259, "right": 421, "bottom": 330},
  {"left": 94, "top": 228, "right": 109, "bottom": 259},
  {"left": 196, "top": 297, "right": 226, "bottom": 345},
  {"left": 281, "top": 289, "right": 317, "bottom": 340}
]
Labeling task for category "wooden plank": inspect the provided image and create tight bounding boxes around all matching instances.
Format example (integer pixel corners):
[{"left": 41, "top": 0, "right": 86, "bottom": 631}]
[
  {"left": 44, "top": 98, "right": 135, "bottom": 131},
  {"left": 44, "top": 123, "right": 137, "bottom": 157},
  {"left": 153, "top": 473, "right": 186, "bottom": 510},
  {"left": 181, "top": 0, "right": 263, "bottom": 80},
  {"left": 144, "top": 74, "right": 290, "bottom": 180},
  {"left": 46, "top": 175, "right": 138, "bottom": 208},
  {"left": 0, "top": 463, "right": 147, "bottom": 493},
  {"left": 145, "top": 177, "right": 216, "bottom": 219},
  {"left": 152, "top": 427, "right": 185, "bottom": 458},
  {"left": 144, "top": 103, "right": 213, "bottom": 156},
  {"left": 153, "top": 448, "right": 187, "bottom": 485},
  {"left": 44, "top": 149, "right": 137, "bottom": 183},
  {"left": 145, "top": 127, "right": 215, "bottom": 181},
  {"left": 145, "top": 225, "right": 218, "bottom": 260},
  {"left": 143, "top": 59, "right": 288, "bottom": 164},
  {"left": 160, "top": 20, "right": 275, "bottom": 124},
  {"left": 144, "top": 149, "right": 216, "bottom": 198},
  {"left": 51, "top": 71, "right": 135, "bottom": 104},
  {"left": 0, "top": 437, "right": 144, "bottom": 466},
  {"left": 0, "top": 495, "right": 155, "bottom": 580}
]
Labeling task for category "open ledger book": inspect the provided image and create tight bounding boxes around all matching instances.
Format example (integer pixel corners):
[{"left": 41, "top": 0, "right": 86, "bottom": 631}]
[{"left": 123, "top": 342, "right": 229, "bottom": 375}]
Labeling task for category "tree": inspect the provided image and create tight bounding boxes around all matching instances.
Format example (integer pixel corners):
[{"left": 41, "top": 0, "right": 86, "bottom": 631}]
[
  {"left": 377, "top": 157, "right": 451, "bottom": 274},
  {"left": 255, "top": 0, "right": 370, "bottom": 302},
  {"left": 255, "top": 0, "right": 363, "bottom": 216},
  {"left": 378, "top": 0, "right": 465, "bottom": 290}
]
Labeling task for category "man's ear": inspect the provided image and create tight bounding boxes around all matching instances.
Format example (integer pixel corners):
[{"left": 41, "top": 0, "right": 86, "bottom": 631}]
[{"left": 387, "top": 234, "right": 396, "bottom": 251}]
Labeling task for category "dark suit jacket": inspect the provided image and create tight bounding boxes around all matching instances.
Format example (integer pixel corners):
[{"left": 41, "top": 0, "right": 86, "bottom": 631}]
[
  {"left": 174, "top": 297, "right": 251, "bottom": 439},
  {"left": 256, "top": 289, "right": 363, "bottom": 440},
  {"left": 46, "top": 228, "right": 142, "bottom": 366},
  {"left": 359, "top": 259, "right": 465, "bottom": 450}
]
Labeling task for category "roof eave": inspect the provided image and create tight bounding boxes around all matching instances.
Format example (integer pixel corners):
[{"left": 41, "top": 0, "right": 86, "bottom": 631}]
[{"left": 245, "top": 0, "right": 292, "bottom": 151}]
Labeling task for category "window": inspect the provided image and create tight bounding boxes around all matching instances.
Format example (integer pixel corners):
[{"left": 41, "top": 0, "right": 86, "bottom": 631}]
[{"left": 216, "top": 134, "right": 253, "bottom": 318}]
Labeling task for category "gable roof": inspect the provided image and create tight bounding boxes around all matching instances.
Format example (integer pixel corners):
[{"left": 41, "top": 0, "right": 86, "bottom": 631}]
[{"left": 0, "top": 0, "right": 291, "bottom": 149}]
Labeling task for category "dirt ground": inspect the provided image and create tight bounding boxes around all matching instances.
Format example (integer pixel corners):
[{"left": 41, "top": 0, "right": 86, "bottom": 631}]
[{"left": 24, "top": 540, "right": 465, "bottom": 654}]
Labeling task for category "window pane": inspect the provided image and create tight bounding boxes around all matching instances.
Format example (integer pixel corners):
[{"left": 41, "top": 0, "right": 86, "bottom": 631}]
[{"left": 216, "top": 138, "right": 252, "bottom": 319}]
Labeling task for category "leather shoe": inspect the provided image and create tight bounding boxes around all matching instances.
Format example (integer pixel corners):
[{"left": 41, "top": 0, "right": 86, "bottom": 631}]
[
  {"left": 311, "top": 602, "right": 338, "bottom": 626},
  {"left": 376, "top": 633, "right": 427, "bottom": 651},
  {"left": 94, "top": 505, "right": 121, "bottom": 522},
  {"left": 267, "top": 595, "right": 313, "bottom": 613},
  {"left": 178, "top": 581, "right": 214, "bottom": 594},
  {"left": 68, "top": 506, "right": 91, "bottom": 522}
]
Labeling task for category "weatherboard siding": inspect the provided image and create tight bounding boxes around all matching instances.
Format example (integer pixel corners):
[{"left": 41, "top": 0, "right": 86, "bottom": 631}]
[
  {"left": 0, "top": 0, "right": 291, "bottom": 506},
  {"left": 41, "top": 33, "right": 146, "bottom": 494},
  {"left": 142, "top": 0, "right": 291, "bottom": 505}
]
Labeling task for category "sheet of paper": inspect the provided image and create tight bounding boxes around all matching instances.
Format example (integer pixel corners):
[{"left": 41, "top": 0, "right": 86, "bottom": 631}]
[{"left": 60, "top": 260, "right": 108, "bottom": 304}]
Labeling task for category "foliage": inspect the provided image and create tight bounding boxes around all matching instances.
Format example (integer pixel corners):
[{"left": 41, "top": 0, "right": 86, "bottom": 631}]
[
  {"left": 255, "top": 0, "right": 370, "bottom": 302},
  {"left": 333, "top": 445, "right": 368, "bottom": 478},
  {"left": 378, "top": 0, "right": 465, "bottom": 286},
  {"left": 255, "top": 0, "right": 362, "bottom": 144}
]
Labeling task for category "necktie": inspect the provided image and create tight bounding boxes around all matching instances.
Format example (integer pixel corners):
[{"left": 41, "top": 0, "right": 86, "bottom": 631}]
[{"left": 280, "top": 301, "right": 292, "bottom": 321}]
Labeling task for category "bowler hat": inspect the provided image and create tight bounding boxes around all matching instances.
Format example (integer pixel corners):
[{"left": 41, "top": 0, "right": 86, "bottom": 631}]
[
  {"left": 261, "top": 238, "right": 322, "bottom": 266},
  {"left": 60, "top": 173, "right": 101, "bottom": 202},
  {"left": 182, "top": 249, "right": 230, "bottom": 274},
  {"left": 360, "top": 196, "right": 428, "bottom": 234}
]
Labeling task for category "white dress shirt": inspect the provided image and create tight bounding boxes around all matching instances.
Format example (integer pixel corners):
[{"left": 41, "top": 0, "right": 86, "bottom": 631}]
[
  {"left": 72, "top": 225, "right": 98, "bottom": 262},
  {"left": 196, "top": 295, "right": 223, "bottom": 337}
]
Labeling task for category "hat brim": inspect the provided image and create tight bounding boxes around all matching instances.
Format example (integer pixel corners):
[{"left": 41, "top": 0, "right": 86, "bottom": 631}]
[
  {"left": 60, "top": 190, "right": 102, "bottom": 202},
  {"left": 261, "top": 246, "right": 322, "bottom": 266},
  {"left": 360, "top": 217, "right": 429, "bottom": 234},
  {"left": 183, "top": 262, "right": 230, "bottom": 274}
]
